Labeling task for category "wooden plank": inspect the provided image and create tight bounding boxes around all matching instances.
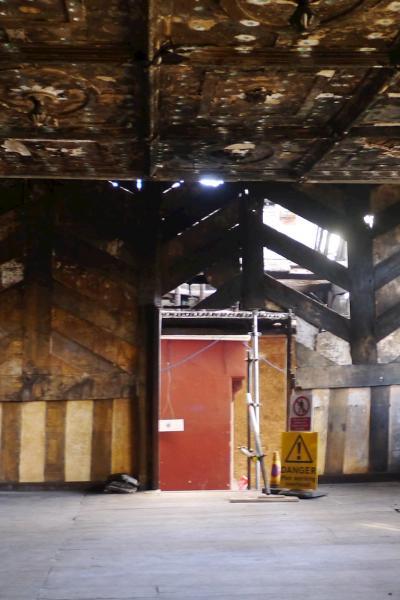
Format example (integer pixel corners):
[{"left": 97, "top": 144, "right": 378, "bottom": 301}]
[
  {"left": 52, "top": 307, "right": 137, "bottom": 374},
  {"left": 312, "top": 389, "right": 330, "bottom": 475},
  {"left": 195, "top": 275, "right": 241, "bottom": 309},
  {"left": 325, "top": 388, "right": 348, "bottom": 475},
  {"left": 343, "top": 388, "right": 370, "bottom": 474},
  {"left": 261, "top": 222, "right": 350, "bottom": 290},
  {"left": 111, "top": 399, "right": 133, "bottom": 474},
  {"left": 369, "top": 386, "right": 390, "bottom": 472},
  {"left": 263, "top": 274, "right": 350, "bottom": 341},
  {"left": 297, "top": 363, "right": 400, "bottom": 389},
  {"left": 91, "top": 400, "right": 113, "bottom": 481},
  {"left": 172, "top": 47, "right": 394, "bottom": 68},
  {"left": 55, "top": 231, "right": 137, "bottom": 287},
  {"left": 54, "top": 256, "right": 138, "bottom": 315},
  {"left": 388, "top": 386, "right": 400, "bottom": 473},
  {"left": 376, "top": 302, "right": 400, "bottom": 342},
  {"left": 0, "top": 373, "right": 133, "bottom": 402},
  {"left": 53, "top": 282, "right": 137, "bottom": 344},
  {"left": 45, "top": 402, "right": 66, "bottom": 482},
  {"left": 19, "top": 402, "right": 46, "bottom": 483},
  {"left": 65, "top": 401, "right": 93, "bottom": 482},
  {"left": 374, "top": 248, "right": 400, "bottom": 290},
  {"left": 0, "top": 403, "right": 21, "bottom": 482}
]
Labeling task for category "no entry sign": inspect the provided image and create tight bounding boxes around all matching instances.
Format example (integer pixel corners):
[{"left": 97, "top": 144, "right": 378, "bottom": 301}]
[{"left": 289, "top": 390, "right": 312, "bottom": 431}]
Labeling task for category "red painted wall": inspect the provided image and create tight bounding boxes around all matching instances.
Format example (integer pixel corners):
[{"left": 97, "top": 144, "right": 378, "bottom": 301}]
[{"left": 159, "top": 339, "right": 246, "bottom": 490}]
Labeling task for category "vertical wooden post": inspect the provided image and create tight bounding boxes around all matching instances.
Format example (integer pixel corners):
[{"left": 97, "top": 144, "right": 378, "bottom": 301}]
[
  {"left": 240, "top": 192, "right": 265, "bottom": 310},
  {"left": 136, "top": 183, "right": 162, "bottom": 489},
  {"left": 21, "top": 182, "right": 54, "bottom": 400},
  {"left": 347, "top": 199, "right": 377, "bottom": 365},
  {"left": 347, "top": 196, "right": 389, "bottom": 472}
]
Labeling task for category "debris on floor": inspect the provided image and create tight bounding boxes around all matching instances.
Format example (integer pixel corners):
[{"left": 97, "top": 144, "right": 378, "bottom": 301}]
[{"left": 104, "top": 473, "right": 139, "bottom": 494}]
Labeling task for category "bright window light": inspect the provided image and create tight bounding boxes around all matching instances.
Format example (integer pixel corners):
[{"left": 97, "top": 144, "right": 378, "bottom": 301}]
[
  {"left": 364, "top": 214, "right": 374, "bottom": 228},
  {"left": 199, "top": 178, "right": 224, "bottom": 188}
]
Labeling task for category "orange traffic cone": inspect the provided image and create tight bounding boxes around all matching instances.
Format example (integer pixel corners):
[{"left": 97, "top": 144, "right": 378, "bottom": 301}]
[{"left": 270, "top": 451, "right": 281, "bottom": 488}]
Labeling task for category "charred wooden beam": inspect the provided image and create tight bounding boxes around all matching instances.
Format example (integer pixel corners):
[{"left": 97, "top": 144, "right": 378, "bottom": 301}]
[
  {"left": 161, "top": 184, "right": 240, "bottom": 241},
  {"left": 0, "top": 45, "right": 135, "bottom": 64},
  {"left": 195, "top": 275, "right": 241, "bottom": 310},
  {"left": 21, "top": 183, "right": 54, "bottom": 387},
  {"left": 263, "top": 274, "right": 350, "bottom": 341},
  {"left": 374, "top": 249, "right": 400, "bottom": 290},
  {"left": 347, "top": 200, "right": 377, "bottom": 364},
  {"left": 248, "top": 182, "right": 359, "bottom": 238},
  {"left": 160, "top": 125, "right": 400, "bottom": 142},
  {"left": 260, "top": 222, "right": 350, "bottom": 290},
  {"left": 161, "top": 227, "right": 240, "bottom": 294},
  {"left": 240, "top": 194, "right": 265, "bottom": 310},
  {"left": 376, "top": 302, "right": 400, "bottom": 342},
  {"left": 373, "top": 201, "right": 400, "bottom": 237},
  {"left": 297, "top": 363, "right": 400, "bottom": 389},
  {"left": 170, "top": 47, "right": 396, "bottom": 68},
  {"left": 294, "top": 69, "right": 395, "bottom": 178}
]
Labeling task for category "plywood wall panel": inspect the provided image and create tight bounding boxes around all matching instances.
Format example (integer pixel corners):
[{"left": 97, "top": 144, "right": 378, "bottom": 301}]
[
  {"left": 0, "top": 402, "right": 21, "bottom": 482},
  {"left": 19, "top": 401, "right": 46, "bottom": 483},
  {"left": 65, "top": 400, "right": 93, "bottom": 482},
  {"left": 312, "top": 389, "right": 330, "bottom": 475},
  {"left": 343, "top": 388, "right": 370, "bottom": 474},
  {"left": 325, "top": 388, "right": 348, "bottom": 474},
  {"left": 91, "top": 400, "right": 113, "bottom": 481},
  {"left": 111, "top": 399, "right": 133, "bottom": 475},
  {"left": 44, "top": 401, "right": 66, "bottom": 482}
]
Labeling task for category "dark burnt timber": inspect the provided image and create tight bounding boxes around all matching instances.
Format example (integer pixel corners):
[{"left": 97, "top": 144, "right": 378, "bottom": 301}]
[
  {"left": 263, "top": 274, "right": 350, "bottom": 342},
  {"left": 240, "top": 194, "right": 265, "bottom": 310},
  {"left": 374, "top": 249, "right": 400, "bottom": 291},
  {"left": 260, "top": 222, "right": 350, "bottom": 290},
  {"left": 170, "top": 48, "right": 397, "bottom": 69},
  {"left": 294, "top": 69, "right": 394, "bottom": 179},
  {"left": 297, "top": 363, "right": 400, "bottom": 390},
  {"left": 248, "top": 183, "right": 360, "bottom": 238},
  {"left": 376, "top": 303, "right": 400, "bottom": 343},
  {"left": 195, "top": 275, "right": 241, "bottom": 310},
  {"left": 347, "top": 200, "right": 377, "bottom": 364}
]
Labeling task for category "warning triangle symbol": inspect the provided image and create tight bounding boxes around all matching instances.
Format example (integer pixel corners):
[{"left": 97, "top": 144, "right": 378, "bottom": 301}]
[{"left": 285, "top": 434, "right": 313, "bottom": 463}]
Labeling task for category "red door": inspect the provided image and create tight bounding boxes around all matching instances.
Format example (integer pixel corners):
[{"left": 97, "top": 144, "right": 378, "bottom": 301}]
[{"left": 159, "top": 339, "right": 246, "bottom": 490}]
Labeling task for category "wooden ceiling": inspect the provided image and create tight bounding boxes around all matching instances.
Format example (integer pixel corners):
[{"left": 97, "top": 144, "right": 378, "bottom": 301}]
[{"left": 1, "top": 1, "right": 400, "bottom": 182}]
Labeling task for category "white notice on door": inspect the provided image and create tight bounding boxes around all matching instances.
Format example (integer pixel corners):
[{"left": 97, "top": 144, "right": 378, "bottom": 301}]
[{"left": 159, "top": 419, "right": 185, "bottom": 432}]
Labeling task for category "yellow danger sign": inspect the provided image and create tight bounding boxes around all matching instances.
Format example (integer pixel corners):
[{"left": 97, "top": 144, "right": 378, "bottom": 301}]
[{"left": 281, "top": 432, "right": 318, "bottom": 490}]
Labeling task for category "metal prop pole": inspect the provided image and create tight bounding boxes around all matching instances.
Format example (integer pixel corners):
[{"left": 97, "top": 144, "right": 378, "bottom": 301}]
[
  {"left": 251, "top": 310, "right": 261, "bottom": 490},
  {"left": 246, "top": 350, "right": 252, "bottom": 489}
]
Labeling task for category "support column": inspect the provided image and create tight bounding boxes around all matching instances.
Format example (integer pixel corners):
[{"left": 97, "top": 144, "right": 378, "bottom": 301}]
[
  {"left": 347, "top": 197, "right": 389, "bottom": 471},
  {"left": 240, "top": 192, "right": 265, "bottom": 310}
]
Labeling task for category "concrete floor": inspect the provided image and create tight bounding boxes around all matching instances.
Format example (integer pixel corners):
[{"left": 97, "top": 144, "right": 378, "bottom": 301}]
[{"left": 1, "top": 483, "right": 400, "bottom": 600}]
